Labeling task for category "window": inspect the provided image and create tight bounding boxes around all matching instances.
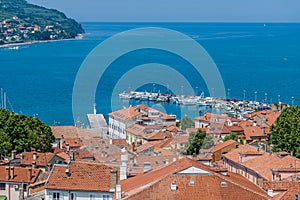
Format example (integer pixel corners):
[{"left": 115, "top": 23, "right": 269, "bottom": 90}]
[
  {"left": 53, "top": 192, "right": 60, "bottom": 200},
  {"left": 71, "top": 193, "right": 77, "bottom": 200},
  {"left": 103, "top": 194, "right": 111, "bottom": 200},
  {"left": 0, "top": 183, "right": 5, "bottom": 190},
  {"left": 90, "top": 194, "right": 95, "bottom": 200}
]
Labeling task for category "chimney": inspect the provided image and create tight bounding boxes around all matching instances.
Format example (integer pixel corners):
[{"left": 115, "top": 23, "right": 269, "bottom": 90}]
[
  {"left": 47, "top": 164, "right": 52, "bottom": 171},
  {"left": 143, "top": 162, "right": 151, "bottom": 173},
  {"left": 5, "top": 167, "right": 10, "bottom": 180},
  {"left": 65, "top": 167, "right": 71, "bottom": 177},
  {"left": 33, "top": 152, "right": 37, "bottom": 161},
  {"left": 20, "top": 153, "right": 24, "bottom": 159},
  {"left": 32, "top": 161, "right": 36, "bottom": 168},
  {"left": 10, "top": 167, "right": 14, "bottom": 179},
  {"left": 66, "top": 143, "right": 70, "bottom": 152},
  {"left": 120, "top": 149, "right": 128, "bottom": 180},
  {"left": 11, "top": 150, "right": 17, "bottom": 160},
  {"left": 116, "top": 184, "right": 122, "bottom": 200},
  {"left": 60, "top": 135, "right": 64, "bottom": 149},
  {"left": 262, "top": 127, "right": 266, "bottom": 135},
  {"left": 110, "top": 170, "right": 117, "bottom": 191},
  {"left": 109, "top": 139, "right": 113, "bottom": 145},
  {"left": 70, "top": 150, "right": 75, "bottom": 161},
  {"left": 28, "top": 168, "right": 32, "bottom": 181}
]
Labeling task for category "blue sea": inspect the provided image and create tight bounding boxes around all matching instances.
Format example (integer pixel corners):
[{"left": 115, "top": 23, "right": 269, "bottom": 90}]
[{"left": 0, "top": 22, "right": 299, "bottom": 125}]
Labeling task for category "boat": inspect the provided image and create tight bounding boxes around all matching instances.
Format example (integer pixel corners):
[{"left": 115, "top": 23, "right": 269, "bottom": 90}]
[
  {"left": 140, "top": 92, "right": 149, "bottom": 101},
  {"left": 182, "top": 98, "right": 197, "bottom": 106},
  {"left": 197, "top": 100, "right": 209, "bottom": 106},
  {"left": 119, "top": 92, "right": 133, "bottom": 100},
  {"left": 148, "top": 94, "right": 157, "bottom": 101},
  {"left": 7, "top": 46, "right": 19, "bottom": 50}
]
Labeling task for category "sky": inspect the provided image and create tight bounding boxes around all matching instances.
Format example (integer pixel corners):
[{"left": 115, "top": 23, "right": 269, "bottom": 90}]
[{"left": 28, "top": 0, "right": 300, "bottom": 22}]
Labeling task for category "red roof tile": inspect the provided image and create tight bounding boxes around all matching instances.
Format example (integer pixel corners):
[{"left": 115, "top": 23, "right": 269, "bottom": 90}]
[{"left": 45, "top": 162, "right": 114, "bottom": 192}]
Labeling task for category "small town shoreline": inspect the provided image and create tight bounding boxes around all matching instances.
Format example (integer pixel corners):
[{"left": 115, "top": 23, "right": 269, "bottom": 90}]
[{"left": 0, "top": 36, "right": 83, "bottom": 49}]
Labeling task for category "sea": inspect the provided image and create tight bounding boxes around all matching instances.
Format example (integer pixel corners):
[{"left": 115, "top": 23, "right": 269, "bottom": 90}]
[{"left": 0, "top": 22, "right": 299, "bottom": 126}]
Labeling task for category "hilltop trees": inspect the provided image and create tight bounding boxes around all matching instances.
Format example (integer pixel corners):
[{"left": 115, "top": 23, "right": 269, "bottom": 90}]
[
  {"left": 0, "top": 109, "right": 54, "bottom": 157},
  {"left": 270, "top": 106, "right": 300, "bottom": 158}
]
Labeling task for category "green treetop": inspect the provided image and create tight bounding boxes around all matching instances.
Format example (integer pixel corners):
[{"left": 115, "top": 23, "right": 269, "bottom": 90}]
[
  {"left": 269, "top": 106, "right": 300, "bottom": 157},
  {"left": 0, "top": 108, "right": 55, "bottom": 156}
]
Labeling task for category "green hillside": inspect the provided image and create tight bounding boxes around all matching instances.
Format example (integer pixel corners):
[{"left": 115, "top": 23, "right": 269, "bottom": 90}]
[{"left": 0, "top": 0, "right": 84, "bottom": 45}]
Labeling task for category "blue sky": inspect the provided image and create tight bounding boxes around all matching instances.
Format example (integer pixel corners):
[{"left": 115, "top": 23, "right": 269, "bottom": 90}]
[{"left": 28, "top": 0, "right": 300, "bottom": 22}]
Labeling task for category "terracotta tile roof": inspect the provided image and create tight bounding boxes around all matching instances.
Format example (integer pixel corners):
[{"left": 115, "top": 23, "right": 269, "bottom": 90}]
[
  {"left": 112, "top": 139, "right": 129, "bottom": 149},
  {"left": 50, "top": 126, "right": 79, "bottom": 139},
  {"left": 166, "top": 126, "right": 180, "bottom": 133},
  {"left": 135, "top": 143, "right": 155, "bottom": 154},
  {"left": 272, "top": 185, "right": 300, "bottom": 200},
  {"left": 246, "top": 110, "right": 280, "bottom": 126},
  {"left": 45, "top": 162, "right": 114, "bottom": 191},
  {"left": 16, "top": 152, "right": 58, "bottom": 167},
  {"left": 146, "top": 131, "right": 172, "bottom": 141},
  {"left": 126, "top": 124, "right": 146, "bottom": 137},
  {"left": 109, "top": 104, "right": 175, "bottom": 122},
  {"left": 0, "top": 166, "right": 40, "bottom": 183},
  {"left": 212, "top": 140, "right": 239, "bottom": 153},
  {"left": 131, "top": 155, "right": 180, "bottom": 174},
  {"left": 63, "top": 138, "right": 83, "bottom": 148},
  {"left": 242, "top": 125, "right": 267, "bottom": 141},
  {"left": 108, "top": 105, "right": 143, "bottom": 121},
  {"left": 223, "top": 145, "right": 300, "bottom": 181},
  {"left": 170, "top": 136, "right": 189, "bottom": 144},
  {"left": 120, "top": 157, "right": 268, "bottom": 199}
]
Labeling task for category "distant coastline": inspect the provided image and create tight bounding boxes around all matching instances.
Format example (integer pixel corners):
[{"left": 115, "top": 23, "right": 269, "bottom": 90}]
[{"left": 0, "top": 34, "right": 84, "bottom": 49}]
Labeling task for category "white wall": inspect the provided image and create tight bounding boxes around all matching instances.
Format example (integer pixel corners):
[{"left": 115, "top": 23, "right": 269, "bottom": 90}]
[
  {"left": 45, "top": 189, "right": 113, "bottom": 200},
  {"left": 0, "top": 182, "right": 28, "bottom": 200}
]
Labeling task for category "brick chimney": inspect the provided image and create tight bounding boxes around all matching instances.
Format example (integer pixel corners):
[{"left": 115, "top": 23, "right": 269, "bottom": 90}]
[
  {"left": 5, "top": 166, "right": 10, "bottom": 180},
  {"left": 10, "top": 167, "right": 14, "bottom": 179},
  {"left": 110, "top": 170, "right": 118, "bottom": 191},
  {"left": 11, "top": 150, "right": 17, "bottom": 160},
  {"left": 28, "top": 168, "right": 32, "bottom": 182}
]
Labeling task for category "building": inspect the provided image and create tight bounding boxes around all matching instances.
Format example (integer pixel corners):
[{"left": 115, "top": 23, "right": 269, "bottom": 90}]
[
  {"left": 222, "top": 144, "right": 300, "bottom": 197},
  {"left": 45, "top": 162, "right": 117, "bottom": 200},
  {"left": 109, "top": 105, "right": 176, "bottom": 139},
  {"left": 118, "top": 157, "right": 269, "bottom": 200},
  {"left": 211, "top": 139, "right": 240, "bottom": 162},
  {"left": 0, "top": 166, "right": 41, "bottom": 200},
  {"left": 14, "top": 151, "right": 65, "bottom": 170}
]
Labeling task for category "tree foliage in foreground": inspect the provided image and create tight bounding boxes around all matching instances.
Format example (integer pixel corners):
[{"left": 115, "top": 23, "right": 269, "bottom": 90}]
[
  {"left": 269, "top": 106, "right": 300, "bottom": 158},
  {"left": 0, "top": 108, "right": 54, "bottom": 155},
  {"left": 185, "top": 130, "right": 214, "bottom": 155}
]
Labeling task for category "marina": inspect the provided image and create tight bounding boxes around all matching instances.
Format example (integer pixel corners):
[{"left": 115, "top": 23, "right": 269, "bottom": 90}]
[{"left": 119, "top": 90, "right": 285, "bottom": 119}]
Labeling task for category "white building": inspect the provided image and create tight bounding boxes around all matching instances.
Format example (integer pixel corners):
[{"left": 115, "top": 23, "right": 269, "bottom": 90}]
[
  {"left": 108, "top": 104, "right": 176, "bottom": 139},
  {"left": 45, "top": 162, "right": 117, "bottom": 200}
]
